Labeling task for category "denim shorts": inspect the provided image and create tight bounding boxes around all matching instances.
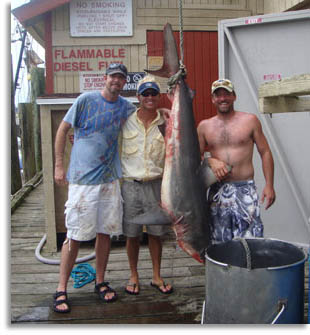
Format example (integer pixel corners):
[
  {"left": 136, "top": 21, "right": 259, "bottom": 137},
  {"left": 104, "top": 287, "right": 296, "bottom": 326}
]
[
  {"left": 64, "top": 180, "right": 123, "bottom": 241},
  {"left": 207, "top": 180, "right": 263, "bottom": 244},
  {"left": 121, "top": 179, "right": 168, "bottom": 237}
]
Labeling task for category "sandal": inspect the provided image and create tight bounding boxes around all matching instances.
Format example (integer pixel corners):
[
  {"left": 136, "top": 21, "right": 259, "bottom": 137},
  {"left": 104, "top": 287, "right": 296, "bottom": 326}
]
[
  {"left": 150, "top": 281, "right": 173, "bottom": 294},
  {"left": 53, "top": 291, "right": 71, "bottom": 313},
  {"left": 94, "top": 282, "right": 117, "bottom": 303},
  {"left": 125, "top": 282, "right": 140, "bottom": 295}
]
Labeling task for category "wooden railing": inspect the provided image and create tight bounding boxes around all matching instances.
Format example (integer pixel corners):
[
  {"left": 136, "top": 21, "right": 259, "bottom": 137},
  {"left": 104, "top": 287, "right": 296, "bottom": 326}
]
[{"left": 11, "top": 67, "right": 45, "bottom": 212}]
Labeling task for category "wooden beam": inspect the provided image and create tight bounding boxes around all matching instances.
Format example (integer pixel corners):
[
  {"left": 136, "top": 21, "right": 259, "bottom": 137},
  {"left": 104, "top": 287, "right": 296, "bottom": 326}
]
[
  {"left": 19, "top": 103, "right": 36, "bottom": 182},
  {"left": 11, "top": 57, "right": 22, "bottom": 195},
  {"left": 11, "top": 171, "right": 43, "bottom": 213},
  {"left": 40, "top": 105, "right": 57, "bottom": 252},
  {"left": 259, "top": 96, "right": 310, "bottom": 114},
  {"left": 259, "top": 73, "right": 310, "bottom": 114},
  {"left": 44, "top": 12, "right": 53, "bottom": 95},
  {"left": 259, "top": 73, "right": 310, "bottom": 98}
]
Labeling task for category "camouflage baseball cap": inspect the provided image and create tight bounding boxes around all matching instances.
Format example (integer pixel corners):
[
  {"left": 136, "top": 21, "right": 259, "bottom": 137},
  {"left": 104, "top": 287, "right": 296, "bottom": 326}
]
[{"left": 211, "top": 79, "right": 234, "bottom": 94}]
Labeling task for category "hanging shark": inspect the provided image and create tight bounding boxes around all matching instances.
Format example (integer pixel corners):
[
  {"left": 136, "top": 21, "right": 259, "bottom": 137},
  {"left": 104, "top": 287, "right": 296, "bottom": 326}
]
[{"left": 130, "top": 23, "right": 224, "bottom": 263}]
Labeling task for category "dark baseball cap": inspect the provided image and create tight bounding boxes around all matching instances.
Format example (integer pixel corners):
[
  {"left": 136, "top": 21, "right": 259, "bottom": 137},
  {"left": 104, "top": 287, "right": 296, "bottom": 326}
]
[
  {"left": 137, "top": 81, "right": 160, "bottom": 95},
  {"left": 106, "top": 63, "right": 128, "bottom": 78}
]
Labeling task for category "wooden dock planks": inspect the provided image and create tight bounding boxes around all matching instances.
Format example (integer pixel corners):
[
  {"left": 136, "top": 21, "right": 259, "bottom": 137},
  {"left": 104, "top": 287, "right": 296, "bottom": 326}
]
[{"left": 11, "top": 182, "right": 309, "bottom": 324}]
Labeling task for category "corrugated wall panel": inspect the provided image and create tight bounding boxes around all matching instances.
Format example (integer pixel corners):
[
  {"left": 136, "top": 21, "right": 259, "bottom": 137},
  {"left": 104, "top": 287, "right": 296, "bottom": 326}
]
[{"left": 147, "top": 30, "right": 218, "bottom": 124}]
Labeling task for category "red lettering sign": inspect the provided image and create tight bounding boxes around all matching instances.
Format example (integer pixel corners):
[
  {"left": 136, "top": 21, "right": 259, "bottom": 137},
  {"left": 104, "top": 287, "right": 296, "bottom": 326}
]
[
  {"left": 53, "top": 61, "right": 94, "bottom": 72},
  {"left": 54, "top": 48, "right": 126, "bottom": 59}
]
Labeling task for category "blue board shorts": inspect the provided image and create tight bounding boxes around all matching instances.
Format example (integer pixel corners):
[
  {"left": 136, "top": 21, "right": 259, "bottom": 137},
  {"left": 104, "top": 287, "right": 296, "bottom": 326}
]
[{"left": 207, "top": 180, "right": 263, "bottom": 244}]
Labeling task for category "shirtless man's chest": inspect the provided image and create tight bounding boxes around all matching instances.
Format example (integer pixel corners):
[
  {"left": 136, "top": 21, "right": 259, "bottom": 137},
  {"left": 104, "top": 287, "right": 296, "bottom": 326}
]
[{"left": 205, "top": 112, "right": 256, "bottom": 181}]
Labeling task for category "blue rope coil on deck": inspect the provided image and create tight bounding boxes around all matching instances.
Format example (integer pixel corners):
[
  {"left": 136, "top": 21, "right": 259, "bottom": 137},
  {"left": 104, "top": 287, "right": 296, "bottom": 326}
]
[{"left": 70, "top": 263, "right": 96, "bottom": 288}]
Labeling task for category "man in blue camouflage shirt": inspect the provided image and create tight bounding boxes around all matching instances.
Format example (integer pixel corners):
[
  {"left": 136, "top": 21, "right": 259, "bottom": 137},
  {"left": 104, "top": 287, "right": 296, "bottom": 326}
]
[{"left": 52, "top": 63, "right": 135, "bottom": 313}]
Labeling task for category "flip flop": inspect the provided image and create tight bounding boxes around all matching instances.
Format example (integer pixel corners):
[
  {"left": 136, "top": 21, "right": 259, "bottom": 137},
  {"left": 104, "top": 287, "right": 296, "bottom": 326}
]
[
  {"left": 150, "top": 281, "right": 173, "bottom": 294},
  {"left": 125, "top": 282, "right": 140, "bottom": 295}
]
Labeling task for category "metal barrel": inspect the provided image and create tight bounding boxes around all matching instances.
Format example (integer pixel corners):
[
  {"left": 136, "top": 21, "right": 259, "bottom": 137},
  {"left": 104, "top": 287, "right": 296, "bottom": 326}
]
[{"left": 203, "top": 238, "right": 307, "bottom": 324}]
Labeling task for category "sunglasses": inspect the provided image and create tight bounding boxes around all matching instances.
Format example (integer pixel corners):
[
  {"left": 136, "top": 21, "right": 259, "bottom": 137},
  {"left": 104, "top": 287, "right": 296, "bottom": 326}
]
[
  {"left": 109, "top": 63, "right": 127, "bottom": 71},
  {"left": 212, "top": 80, "right": 234, "bottom": 92},
  {"left": 213, "top": 80, "right": 231, "bottom": 88},
  {"left": 140, "top": 90, "right": 159, "bottom": 97}
]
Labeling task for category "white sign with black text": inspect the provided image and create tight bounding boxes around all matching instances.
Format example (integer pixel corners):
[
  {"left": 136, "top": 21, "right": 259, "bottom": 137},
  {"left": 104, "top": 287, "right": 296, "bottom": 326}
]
[
  {"left": 70, "top": 0, "right": 133, "bottom": 37},
  {"left": 80, "top": 72, "right": 105, "bottom": 92},
  {"left": 79, "top": 72, "right": 145, "bottom": 92}
]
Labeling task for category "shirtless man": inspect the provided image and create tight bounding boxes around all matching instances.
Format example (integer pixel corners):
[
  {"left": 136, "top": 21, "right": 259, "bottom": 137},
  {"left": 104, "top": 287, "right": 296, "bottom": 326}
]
[{"left": 197, "top": 79, "right": 276, "bottom": 243}]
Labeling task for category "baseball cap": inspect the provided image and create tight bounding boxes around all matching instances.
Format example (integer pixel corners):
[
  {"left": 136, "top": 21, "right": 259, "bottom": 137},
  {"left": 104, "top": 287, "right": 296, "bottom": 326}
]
[
  {"left": 211, "top": 79, "right": 234, "bottom": 94},
  {"left": 106, "top": 63, "right": 128, "bottom": 78},
  {"left": 137, "top": 81, "right": 160, "bottom": 95}
]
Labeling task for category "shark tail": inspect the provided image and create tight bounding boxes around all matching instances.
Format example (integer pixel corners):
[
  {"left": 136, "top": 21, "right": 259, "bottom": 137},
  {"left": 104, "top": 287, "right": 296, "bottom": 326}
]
[{"left": 145, "top": 23, "right": 180, "bottom": 79}]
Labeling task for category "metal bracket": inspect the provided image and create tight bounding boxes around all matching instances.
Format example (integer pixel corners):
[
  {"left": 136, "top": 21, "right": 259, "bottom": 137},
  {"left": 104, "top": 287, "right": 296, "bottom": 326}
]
[{"left": 271, "top": 299, "right": 288, "bottom": 324}]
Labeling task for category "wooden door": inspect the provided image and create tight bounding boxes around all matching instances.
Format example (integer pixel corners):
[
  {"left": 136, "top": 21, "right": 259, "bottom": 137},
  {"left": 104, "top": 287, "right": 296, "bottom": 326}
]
[{"left": 147, "top": 30, "right": 218, "bottom": 125}]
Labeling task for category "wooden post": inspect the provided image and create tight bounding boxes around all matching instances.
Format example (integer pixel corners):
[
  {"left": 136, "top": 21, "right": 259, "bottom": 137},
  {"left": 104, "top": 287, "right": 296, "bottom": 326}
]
[
  {"left": 39, "top": 102, "right": 73, "bottom": 252},
  {"left": 31, "top": 67, "right": 45, "bottom": 172},
  {"left": 19, "top": 103, "right": 36, "bottom": 183},
  {"left": 40, "top": 105, "right": 57, "bottom": 252},
  {"left": 11, "top": 57, "right": 22, "bottom": 195}
]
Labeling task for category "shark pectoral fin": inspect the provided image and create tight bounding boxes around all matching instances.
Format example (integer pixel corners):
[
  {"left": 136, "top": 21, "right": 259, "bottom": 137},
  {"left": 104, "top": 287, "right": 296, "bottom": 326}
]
[
  {"left": 200, "top": 158, "right": 232, "bottom": 189},
  {"left": 199, "top": 158, "right": 217, "bottom": 189},
  {"left": 171, "top": 217, "right": 204, "bottom": 263},
  {"left": 126, "top": 207, "right": 171, "bottom": 225},
  {"left": 172, "top": 216, "right": 187, "bottom": 239},
  {"left": 157, "top": 124, "right": 166, "bottom": 137}
]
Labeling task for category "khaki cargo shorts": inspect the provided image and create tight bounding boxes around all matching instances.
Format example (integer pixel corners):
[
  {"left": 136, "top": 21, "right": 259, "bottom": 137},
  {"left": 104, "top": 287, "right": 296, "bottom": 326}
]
[{"left": 122, "top": 179, "right": 168, "bottom": 237}]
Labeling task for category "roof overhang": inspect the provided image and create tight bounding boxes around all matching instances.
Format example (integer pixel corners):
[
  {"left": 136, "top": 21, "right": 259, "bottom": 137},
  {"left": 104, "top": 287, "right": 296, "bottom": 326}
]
[
  {"left": 12, "top": 0, "right": 71, "bottom": 24},
  {"left": 12, "top": 0, "right": 71, "bottom": 47}
]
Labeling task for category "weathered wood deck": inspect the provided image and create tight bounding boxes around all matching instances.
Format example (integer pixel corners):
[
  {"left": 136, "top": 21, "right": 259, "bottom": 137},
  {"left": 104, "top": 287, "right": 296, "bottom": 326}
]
[
  {"left": 11, "top": 182, "right": 309, "bottom": 324},
  {"left": 11, "top": 181, "right": 205, "bottom": 324}
]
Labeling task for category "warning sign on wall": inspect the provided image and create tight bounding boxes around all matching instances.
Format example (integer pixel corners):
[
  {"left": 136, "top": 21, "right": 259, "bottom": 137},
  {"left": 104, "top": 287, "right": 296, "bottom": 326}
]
[
  {"left": 123, "top": 72, "right": 145, "bottom": 91},
  {"left": 70, "top": 0, "right": 133, "bottom": 37},
  {"left": 79, "top": 71, "right": 145, "bottom": 92},
  {"left": 80, "top": 72, "right": 105, "bottom": 92}
]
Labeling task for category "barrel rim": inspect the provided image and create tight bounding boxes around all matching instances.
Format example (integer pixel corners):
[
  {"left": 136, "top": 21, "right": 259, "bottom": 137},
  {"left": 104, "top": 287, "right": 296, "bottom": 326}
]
[{"left": 205, "top": 237, "right": 307, "bottom": 270}]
